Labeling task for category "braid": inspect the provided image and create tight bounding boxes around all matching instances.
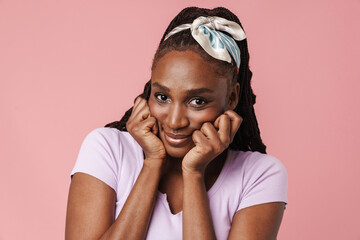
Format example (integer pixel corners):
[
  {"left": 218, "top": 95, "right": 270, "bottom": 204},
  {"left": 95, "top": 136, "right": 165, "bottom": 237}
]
[
  {"left": 105, "top": 6, "right": 267, "bottom": 154},
  {"left": 104, "top": 81, "right": 151, "bottom": 130}
]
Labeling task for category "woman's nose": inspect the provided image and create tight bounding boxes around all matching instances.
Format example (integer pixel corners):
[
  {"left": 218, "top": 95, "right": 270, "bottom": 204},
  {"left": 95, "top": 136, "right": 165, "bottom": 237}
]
[{"left": 166, "top": 103, "right": 189, "bottom": 130}]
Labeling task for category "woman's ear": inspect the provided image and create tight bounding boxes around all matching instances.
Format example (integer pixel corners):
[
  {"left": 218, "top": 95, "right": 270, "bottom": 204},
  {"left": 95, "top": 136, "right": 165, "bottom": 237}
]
[{"left": 228, "top": 82, "right": 240, "bottom": 110}]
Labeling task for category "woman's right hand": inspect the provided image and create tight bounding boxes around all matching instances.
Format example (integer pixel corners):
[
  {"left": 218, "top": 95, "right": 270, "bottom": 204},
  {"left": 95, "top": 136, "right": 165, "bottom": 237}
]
[{"left": 126, "top": 97, "right": 166, "bottom": 165}]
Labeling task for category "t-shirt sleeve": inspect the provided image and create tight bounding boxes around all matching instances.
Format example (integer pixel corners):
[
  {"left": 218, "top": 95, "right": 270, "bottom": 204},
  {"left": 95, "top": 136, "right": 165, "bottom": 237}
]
[
  {"left": 70, "top": 128, "right": 120, "bottom": 191},
  {"left": 237, "top": 153, "right": 288, "bottom": 211}
]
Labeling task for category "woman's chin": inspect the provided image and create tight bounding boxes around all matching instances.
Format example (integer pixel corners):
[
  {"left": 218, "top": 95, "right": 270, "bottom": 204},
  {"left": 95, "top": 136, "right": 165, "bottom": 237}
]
[
  {"left": 164, "top": 145, "right": 193, "bottom": 160},
  {"left": 166, "top": 152, "right": 185, "bottom": 160}
]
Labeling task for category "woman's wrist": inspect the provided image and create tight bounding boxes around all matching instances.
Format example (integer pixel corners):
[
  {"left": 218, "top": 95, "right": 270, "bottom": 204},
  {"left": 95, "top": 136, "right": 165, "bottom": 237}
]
[
  {"left": 182, "top": 164, "right": 206, "bottom": 179},
  {"left": 143, "top": 157, "right": 166, "bottom": 172}
]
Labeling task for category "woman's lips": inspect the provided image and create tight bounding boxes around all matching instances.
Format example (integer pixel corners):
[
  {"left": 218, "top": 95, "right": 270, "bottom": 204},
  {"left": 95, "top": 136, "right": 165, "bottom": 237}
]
[{"left": 163, "top": 132, "right": 191, "bottom": 146}]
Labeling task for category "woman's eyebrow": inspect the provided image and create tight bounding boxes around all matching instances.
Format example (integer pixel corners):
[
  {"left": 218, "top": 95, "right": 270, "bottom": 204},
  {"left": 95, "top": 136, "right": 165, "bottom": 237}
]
[
  {"left": 152, "top": 82, "right": 170, "bottom": 92},
  {"left": 187, "top": 88, "right": 214, "bottom": 95},
  {"left": 152, "top": 82, "right": 214, "bottom": 95}
]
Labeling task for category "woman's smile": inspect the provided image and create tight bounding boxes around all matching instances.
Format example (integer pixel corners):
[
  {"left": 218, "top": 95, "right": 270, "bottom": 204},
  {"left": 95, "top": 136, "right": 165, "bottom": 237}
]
[{"left": 163, "top": 131, "right": 192, "bottom": 146}]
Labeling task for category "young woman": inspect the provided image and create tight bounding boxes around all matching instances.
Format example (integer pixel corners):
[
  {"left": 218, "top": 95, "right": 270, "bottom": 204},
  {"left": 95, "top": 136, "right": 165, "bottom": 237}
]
[{"left": 66, "top": 7, "right": 288, "bottom": 240}]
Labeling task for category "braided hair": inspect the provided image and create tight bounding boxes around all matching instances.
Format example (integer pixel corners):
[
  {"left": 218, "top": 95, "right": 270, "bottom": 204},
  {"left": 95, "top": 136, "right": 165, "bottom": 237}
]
[{"left": 105, "top": 7, "right": 267, "bottom": 154}]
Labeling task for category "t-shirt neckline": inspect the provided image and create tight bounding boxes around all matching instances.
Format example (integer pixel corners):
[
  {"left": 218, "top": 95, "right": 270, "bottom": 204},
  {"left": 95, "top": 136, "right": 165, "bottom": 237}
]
[{"left": 155, "top": 150, "right": 234, "bottom": 216}]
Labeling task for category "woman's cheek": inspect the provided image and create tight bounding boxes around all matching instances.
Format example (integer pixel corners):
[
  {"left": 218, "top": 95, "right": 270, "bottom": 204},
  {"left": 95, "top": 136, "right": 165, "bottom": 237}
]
[
  {"left": 148, "top": 98, "right": 167, "bottom": 121},
  {"left": 188, "top": 108, "right": 222, "bottom": 127}
]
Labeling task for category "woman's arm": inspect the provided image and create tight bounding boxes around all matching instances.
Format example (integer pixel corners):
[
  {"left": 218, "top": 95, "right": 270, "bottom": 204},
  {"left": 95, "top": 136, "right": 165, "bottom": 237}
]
[
  {"left": 65, "top": 160, "right": 163, "bottom": 240},
  {"left": 66, "top": 97, "right": 167, "bottom": 240},
  {"left": 182, "top": 111, "right": 242, "bottom": 239},
  {"left": 101, "top": 159, "right": 163, "bottom": 240},
  {"left": 228, "top": 202, "right": 285, "bottom": 240},
  {"left": 182, "top": 169, "right": 217, "bottom": 240},
  {"left": 66, "top": 173, "right": 116, "bottom": 240}
]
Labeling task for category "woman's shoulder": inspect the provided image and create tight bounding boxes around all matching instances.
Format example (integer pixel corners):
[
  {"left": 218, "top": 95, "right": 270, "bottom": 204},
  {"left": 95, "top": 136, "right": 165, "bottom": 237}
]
[
  {"left": 71, "top": 128, "right": 143, "bottom": 191},
  {"left": 228, "top": 150, "right": 286, "bottom": 174},
  {"left": 79, "top": 127, "right": 143, "bottom": 166},
  {"left": 83, "top": 127, "right": 139, "bottom": 150},
  {"left": 224, "top": 150, "right": 288, "bottom": 193},
  {"left": 85, "top": 127, "right": 131, "bottom": 141},
  {"left": 225, "top": 150, "right": 288, "bottom": 210}
]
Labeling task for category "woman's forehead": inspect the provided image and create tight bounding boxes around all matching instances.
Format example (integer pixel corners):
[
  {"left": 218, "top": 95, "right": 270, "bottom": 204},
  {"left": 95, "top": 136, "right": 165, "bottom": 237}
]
[{"left": 151, "top": 50, "right": 229, "bottom": 90}]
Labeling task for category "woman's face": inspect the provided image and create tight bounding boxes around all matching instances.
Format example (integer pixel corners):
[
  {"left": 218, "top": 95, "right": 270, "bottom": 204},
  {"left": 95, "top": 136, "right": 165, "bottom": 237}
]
[{"left": 148, "top": 50, "right": 238, "bottom": 159}]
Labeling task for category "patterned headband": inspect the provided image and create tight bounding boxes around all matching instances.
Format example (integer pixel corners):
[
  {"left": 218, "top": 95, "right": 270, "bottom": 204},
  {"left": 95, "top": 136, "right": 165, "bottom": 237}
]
[{"left": 164, "top": 16, "right": 246, "bottom": 68}]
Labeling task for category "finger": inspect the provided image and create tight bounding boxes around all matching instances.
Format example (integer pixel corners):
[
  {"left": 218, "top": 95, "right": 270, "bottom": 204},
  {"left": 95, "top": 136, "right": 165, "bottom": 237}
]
[
  {"left": 216, "top": 114, "right": 231, "bottom": 145},
  {"left": 132, "top": 97, "right": 147, "bottom": 113},
  {"left": 137, "top": 107, "right": 151, "bottom": 121},
  {"left": 152, "top": 118, "right": 159, "bottom": 135},
  {"left": 138, "top": 116, "right": 157, "bottom": 133},
  {"left": 214, "top": 115, "right": 221, "bottom": 130},
  {"left": 192, "top": 129, "right": 208, "bottom": 146},
  {"left": 132, "top": 101, "right": 151, "bottom": 121},
  {"left": 200, "top": 122, "right": 219, "bottom": 140},
  {"left": 132, "top": 97, "right": 142, "bottom": 111},
  {"left": 223, "top": 110, "right": 243, "bottom": 141},
  {"left": 213, "top": 113, "right": 228, "bottom": 129}
]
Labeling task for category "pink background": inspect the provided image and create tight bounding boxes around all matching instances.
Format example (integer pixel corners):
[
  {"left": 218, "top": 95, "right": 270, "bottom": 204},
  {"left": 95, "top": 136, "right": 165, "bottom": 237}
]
[{"left": 1, "top": 0, "right": 359, "bottom": 239}]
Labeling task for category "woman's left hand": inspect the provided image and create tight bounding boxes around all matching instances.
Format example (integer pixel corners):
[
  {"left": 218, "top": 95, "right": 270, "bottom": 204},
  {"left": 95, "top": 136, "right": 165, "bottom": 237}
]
[{"left": 182, "top": 110, "right": 243, "bottom": 174}]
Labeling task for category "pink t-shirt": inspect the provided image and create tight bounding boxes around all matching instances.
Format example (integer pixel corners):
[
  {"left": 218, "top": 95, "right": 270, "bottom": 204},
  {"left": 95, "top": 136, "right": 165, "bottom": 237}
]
[{"left": 71, "top": 128, "right": 288, "bottom": 239}]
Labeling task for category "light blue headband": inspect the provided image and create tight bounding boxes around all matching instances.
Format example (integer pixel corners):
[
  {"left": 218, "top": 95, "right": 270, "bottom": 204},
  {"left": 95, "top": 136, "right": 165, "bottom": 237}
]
[{"left": 164, "top": 16, "right": 246, "bottom": 68}]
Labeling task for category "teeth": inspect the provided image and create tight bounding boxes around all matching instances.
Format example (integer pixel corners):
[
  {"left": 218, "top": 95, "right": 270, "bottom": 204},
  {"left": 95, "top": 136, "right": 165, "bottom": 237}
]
[
  {"left": 164, "top": 133, "right": 189, "bottom": 145},
  {"left": 169, "top": 138, "right": 183, "bottom": 143}
]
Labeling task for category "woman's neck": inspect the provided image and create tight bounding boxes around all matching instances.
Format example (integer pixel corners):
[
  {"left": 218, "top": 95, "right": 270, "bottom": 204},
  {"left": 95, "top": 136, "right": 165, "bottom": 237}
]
[
  {"left": 166, "top": 149, "right": 227, "bottom": 174},
  {"left": 158, "top": 150, "right": 228, "bottom": 195}
]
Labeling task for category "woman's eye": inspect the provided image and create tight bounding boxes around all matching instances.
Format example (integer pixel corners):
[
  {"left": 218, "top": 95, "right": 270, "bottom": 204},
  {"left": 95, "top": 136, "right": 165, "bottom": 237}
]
[
  {"left": 189, "top": 98, "right": 206, "bottom": 107},
  {"left": 155, "top": 93, "right": 169, "bottom": 102}
]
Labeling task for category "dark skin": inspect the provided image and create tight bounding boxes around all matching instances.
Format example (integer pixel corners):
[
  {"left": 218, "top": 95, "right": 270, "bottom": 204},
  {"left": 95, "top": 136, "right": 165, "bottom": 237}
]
[{"left": 65, "top": 50, "right": 285, "bottom": 240}]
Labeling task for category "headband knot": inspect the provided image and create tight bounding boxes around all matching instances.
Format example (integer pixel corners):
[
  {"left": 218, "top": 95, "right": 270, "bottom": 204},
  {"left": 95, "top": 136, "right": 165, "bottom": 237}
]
[{"left": 164, "top": 16, "right": 246, "bottom": 68}]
